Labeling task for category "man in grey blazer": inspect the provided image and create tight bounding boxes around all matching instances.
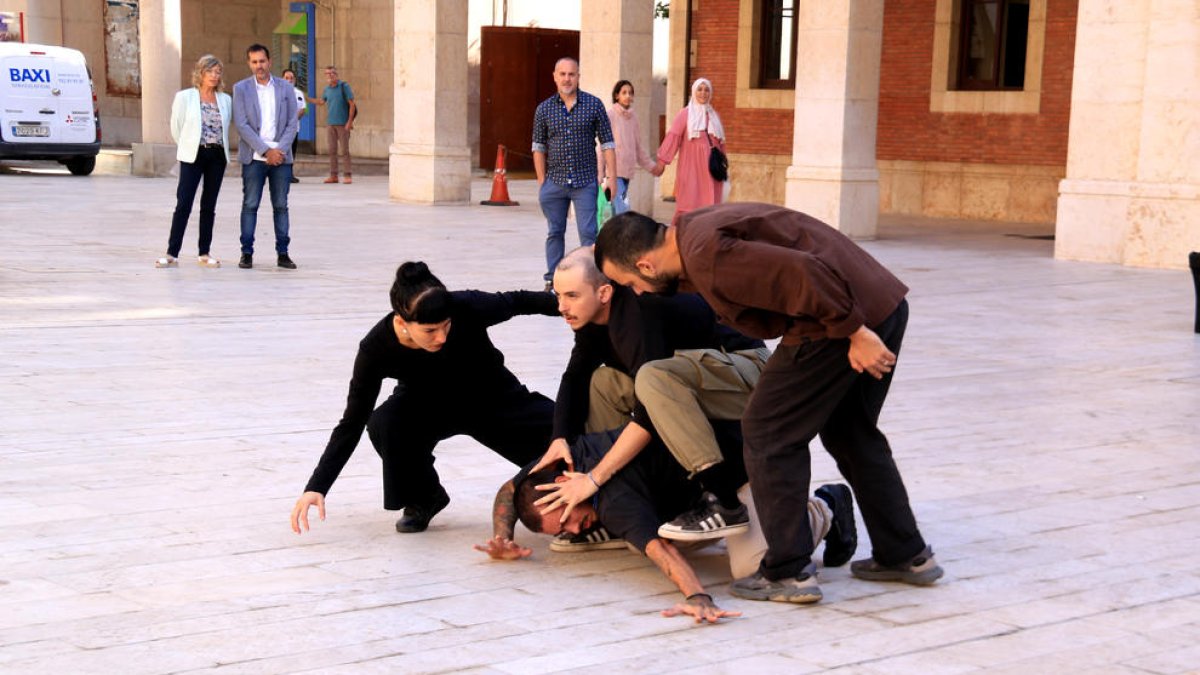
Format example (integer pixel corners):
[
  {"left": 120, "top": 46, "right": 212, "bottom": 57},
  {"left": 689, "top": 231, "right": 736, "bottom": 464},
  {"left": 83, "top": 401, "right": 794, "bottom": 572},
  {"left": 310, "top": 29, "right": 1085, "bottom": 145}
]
[{"left": 232, "top": 44, "right": 299, "bottom": 269}]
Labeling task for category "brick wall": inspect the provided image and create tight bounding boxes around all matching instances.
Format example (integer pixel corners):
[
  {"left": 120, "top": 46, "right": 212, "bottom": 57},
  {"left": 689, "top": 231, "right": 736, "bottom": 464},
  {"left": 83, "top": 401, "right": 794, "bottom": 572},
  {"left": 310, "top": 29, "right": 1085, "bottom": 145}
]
[
  {"left": 878, "top": 0, "right": 1078, "bottom": 166},
  {"left": 690, "top": 0, "right": 1077, "bottom": 166},
  {"left": 688, "top": 1, "right": 793, "bottom": 157}
]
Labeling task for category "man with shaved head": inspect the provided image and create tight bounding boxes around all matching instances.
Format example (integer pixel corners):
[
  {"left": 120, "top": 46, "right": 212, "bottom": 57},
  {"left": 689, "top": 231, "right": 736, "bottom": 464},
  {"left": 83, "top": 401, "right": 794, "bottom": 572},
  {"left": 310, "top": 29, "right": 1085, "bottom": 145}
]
[
  {"left": 532, "top": 57, "right": 617, "bottom": 291},
  {"left": 594, "top": 204, "right": 943, "bottom": 605},
  {"left": 529, "top": 248, "right": 856, "bottom": 580},
  {"left": 476, "top": 426, "right": 856, "bottom": 620}
]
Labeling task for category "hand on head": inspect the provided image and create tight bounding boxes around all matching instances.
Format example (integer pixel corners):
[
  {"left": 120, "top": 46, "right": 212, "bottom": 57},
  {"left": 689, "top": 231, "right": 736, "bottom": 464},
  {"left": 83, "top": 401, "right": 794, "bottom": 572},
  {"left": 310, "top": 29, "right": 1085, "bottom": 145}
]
[{"left": 534, "top": 471, "right": 598, "bottom": 524}]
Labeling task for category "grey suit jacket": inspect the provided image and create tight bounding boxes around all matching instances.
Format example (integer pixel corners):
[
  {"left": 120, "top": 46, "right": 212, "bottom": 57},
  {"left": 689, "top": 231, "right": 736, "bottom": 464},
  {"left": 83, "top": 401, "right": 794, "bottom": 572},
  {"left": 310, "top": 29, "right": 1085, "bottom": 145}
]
[{"left": 232, "top": 75, "right": 299, "bottom": 165}]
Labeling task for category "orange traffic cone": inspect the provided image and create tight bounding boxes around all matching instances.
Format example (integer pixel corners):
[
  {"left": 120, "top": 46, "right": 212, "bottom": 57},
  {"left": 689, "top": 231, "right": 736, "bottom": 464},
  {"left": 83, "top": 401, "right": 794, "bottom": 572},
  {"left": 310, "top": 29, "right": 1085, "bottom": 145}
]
[{"left": 481, "top": 145, "right": 519, "bottom": 206}]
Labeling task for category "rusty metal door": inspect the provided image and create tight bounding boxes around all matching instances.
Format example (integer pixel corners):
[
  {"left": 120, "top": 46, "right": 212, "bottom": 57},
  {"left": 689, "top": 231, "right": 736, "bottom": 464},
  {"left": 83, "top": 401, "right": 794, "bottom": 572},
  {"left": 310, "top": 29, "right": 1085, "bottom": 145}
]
[{"left": 479, "top": 26, "right": 578, "bottom": 172}]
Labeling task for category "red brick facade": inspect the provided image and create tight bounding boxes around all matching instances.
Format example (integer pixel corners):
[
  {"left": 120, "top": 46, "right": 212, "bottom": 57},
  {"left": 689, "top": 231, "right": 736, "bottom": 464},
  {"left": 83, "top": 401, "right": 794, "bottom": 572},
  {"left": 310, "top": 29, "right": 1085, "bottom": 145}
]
[
  {"left": 687, "top": 0, "right": 1077, "bottom": 166},
  {"left": 687, "top": 1, "right": 795, "bottom": 156},
  {"left": 878, "top": 0, "right": 1077, "bottom": 166}
]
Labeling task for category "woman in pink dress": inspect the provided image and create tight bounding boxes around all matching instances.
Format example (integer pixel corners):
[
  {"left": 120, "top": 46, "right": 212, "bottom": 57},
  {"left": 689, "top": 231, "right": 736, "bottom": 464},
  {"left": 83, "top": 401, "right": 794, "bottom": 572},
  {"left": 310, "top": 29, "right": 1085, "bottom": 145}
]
[{"left": 656, "top": 78, "right": 726, "bottom": 217}]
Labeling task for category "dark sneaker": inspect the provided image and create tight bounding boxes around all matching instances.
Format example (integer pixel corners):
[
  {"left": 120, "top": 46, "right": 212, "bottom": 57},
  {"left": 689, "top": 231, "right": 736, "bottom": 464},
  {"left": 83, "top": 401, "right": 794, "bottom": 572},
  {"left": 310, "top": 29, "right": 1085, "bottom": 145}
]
[
  {"left": 238, "top": 253, "right": 252, "bottom": 269},
  {"left": 395, "top": 492, "right": 450, "bottom": 533},
  {"left": 290, "top": 176, "right": 300, "bottom": 184},
  {"left": 730, "top": 564, "right": 822, "bottom": 604},
  {"left": 549, "top": 526, "right": 627, "bottom": 553},
  {"left": 657, "top": 492, "right": 750, "bottom": 541},
  {"left": 815, "top": 483, "right": 857, "bottom": 567},
  {"left": 851, "top": 545, "right": 944, "bottom": 586},
  {"left": 544, "top": 280, "right": 554, "bottom": 292},
  {"left": 277, "top": 254, "right": 297, "bottom": 269}
]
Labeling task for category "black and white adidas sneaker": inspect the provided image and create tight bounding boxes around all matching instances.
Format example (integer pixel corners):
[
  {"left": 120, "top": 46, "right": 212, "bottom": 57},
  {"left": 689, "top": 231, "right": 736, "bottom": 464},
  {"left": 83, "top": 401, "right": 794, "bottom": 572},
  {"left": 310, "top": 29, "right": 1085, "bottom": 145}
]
[
  {"left": 657, "top": 492, "right": 750, "bottom": 541},
  {"left": 549, "top": 526, "right": 627, "bottom": 552}
]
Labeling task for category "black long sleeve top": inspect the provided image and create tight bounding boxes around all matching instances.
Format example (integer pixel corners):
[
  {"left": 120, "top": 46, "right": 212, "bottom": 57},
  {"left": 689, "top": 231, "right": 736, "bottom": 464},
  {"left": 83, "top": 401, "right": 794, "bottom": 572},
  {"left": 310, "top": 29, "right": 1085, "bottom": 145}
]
[
  {"left": 552, "top": 285, "right": 764, "bottom": 440},
  {"left": 304, "top": 290, "right": 558, "bottom": 495}
]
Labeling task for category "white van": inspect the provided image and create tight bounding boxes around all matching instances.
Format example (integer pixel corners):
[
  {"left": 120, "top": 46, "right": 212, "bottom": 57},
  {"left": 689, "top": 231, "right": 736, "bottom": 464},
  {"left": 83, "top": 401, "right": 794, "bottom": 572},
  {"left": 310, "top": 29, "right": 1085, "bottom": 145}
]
[{"left": 0, "top": 42, "right": 100, "bottom": 175}]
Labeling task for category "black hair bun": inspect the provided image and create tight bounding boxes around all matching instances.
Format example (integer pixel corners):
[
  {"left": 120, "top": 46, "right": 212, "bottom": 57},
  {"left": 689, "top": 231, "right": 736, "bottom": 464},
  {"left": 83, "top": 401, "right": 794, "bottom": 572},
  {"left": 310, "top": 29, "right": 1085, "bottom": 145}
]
[{"left": 397, "top": 261, "right": 432, "bottom": 284}]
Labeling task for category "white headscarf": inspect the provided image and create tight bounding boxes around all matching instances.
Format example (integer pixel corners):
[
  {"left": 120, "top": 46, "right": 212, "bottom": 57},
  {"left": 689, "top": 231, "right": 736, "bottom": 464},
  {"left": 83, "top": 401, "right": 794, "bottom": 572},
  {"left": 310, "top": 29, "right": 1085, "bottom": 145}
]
[{"left": 686, "top": 78, "right": 725, "bottom": 141}]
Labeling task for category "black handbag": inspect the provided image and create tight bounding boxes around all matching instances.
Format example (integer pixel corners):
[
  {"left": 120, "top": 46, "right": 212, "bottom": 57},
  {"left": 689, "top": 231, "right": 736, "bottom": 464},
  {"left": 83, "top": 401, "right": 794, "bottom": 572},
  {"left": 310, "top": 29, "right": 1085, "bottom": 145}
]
[{"left": 705, "top": 116, "right": 728, "bottom": 181}]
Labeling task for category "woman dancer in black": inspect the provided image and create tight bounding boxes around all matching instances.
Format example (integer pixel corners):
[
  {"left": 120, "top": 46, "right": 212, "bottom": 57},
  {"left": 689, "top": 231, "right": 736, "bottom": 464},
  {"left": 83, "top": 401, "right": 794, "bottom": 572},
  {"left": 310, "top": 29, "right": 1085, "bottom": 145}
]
[{"left": 290, "top": 262, "right": 558, "bottom": 534}]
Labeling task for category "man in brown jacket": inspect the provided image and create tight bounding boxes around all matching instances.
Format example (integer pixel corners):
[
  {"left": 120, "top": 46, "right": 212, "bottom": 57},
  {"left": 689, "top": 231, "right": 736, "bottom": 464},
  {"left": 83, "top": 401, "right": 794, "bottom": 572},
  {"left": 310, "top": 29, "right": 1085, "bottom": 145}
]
[{"left": 594, "top": 203, "right": 942, "bottom": 605}]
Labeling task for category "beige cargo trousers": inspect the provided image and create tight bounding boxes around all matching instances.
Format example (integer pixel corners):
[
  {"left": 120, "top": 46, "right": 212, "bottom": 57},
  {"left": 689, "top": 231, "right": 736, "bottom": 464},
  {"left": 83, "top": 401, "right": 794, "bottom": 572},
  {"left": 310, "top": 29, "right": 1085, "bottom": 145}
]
[{"left": 581, "top": 346, "right": 831, "bottom": 576}]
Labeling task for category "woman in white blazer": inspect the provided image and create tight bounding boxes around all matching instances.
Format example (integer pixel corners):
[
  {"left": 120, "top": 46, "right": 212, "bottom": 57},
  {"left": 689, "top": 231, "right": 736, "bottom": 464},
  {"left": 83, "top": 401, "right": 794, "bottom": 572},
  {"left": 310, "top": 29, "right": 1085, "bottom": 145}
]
[{"left": 156, "top": 54, "right": 233, "bottom": 268}]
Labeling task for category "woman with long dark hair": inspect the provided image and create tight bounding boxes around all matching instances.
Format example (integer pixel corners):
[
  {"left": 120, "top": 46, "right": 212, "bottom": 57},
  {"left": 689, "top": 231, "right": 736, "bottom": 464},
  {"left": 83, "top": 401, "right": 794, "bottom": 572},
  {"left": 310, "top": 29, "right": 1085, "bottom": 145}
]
[
  {"left": 602, "top": 79, "right": 661, "bottom": 215},
  {"left": 290, "top": 262, "right": 558, "bottom": 534}
]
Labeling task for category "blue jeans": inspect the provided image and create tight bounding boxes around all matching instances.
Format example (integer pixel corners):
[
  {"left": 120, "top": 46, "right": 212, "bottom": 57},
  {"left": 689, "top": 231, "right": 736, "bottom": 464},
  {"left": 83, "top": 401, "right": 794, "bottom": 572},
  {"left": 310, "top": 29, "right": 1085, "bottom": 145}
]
[
  {"left": 610, "top": 177, "right": 631, "bottom": 216},
  {"left": 240, "top": 160, "right": 292, "bottom": 255},
  {"left": 540, "top": 180, "right": 598, "bottom": 282}
]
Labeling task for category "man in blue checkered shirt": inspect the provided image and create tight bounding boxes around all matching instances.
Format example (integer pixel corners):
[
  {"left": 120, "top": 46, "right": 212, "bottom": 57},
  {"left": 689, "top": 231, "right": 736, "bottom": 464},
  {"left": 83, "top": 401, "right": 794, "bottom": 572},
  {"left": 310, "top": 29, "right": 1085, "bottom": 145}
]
[{"left": 532, "top": 57, "right": 617, "bottom": 290}]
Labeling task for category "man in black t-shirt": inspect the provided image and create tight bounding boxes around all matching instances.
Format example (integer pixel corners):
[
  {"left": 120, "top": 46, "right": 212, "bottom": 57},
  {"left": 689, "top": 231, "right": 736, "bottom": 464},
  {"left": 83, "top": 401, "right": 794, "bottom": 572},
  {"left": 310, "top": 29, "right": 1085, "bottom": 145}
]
[
  {"left": 533, "top": 248, "right": 770, "bottom": 548},
  {"left": 475, "top": 427, "right": 857, "bottom": 620}
]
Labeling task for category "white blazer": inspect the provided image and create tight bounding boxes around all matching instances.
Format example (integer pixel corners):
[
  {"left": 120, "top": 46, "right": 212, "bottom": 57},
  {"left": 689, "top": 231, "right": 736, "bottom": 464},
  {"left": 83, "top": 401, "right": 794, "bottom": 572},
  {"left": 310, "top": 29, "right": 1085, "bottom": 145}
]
[{"left": 170, "top": 87, "right": 233, "bottom": 163}]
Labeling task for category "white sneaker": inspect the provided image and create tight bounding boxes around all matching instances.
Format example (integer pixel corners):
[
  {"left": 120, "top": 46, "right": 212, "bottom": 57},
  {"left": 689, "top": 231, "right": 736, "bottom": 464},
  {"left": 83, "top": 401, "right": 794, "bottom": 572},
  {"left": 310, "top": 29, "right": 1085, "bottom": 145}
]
[
  {"left": 657, "top": 492, "right": 750, "bottom": 541},
  {"left": 549, "top": 526, "right": 627, "bottom": 552}
]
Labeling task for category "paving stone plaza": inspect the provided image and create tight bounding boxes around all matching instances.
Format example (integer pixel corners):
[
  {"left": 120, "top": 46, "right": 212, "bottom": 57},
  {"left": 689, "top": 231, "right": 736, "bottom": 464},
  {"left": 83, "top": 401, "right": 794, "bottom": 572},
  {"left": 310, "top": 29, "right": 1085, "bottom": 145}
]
[{"left": 2, "top": 168, "right": 1198, "bottom": 673}]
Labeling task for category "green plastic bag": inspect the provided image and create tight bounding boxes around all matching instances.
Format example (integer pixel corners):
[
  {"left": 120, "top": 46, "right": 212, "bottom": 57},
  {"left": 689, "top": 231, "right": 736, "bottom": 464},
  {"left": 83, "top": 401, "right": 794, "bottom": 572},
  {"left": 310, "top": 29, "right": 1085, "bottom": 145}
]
[{"left": 597, "top": 186, "right": 612, "bottom": 229}]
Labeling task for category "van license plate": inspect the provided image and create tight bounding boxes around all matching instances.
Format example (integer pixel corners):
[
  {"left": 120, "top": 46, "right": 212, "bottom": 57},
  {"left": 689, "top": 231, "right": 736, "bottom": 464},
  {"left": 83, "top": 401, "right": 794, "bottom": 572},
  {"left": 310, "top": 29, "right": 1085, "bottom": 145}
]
[{"left": 13, "top": 125, "right": 49, "bottom": 137}]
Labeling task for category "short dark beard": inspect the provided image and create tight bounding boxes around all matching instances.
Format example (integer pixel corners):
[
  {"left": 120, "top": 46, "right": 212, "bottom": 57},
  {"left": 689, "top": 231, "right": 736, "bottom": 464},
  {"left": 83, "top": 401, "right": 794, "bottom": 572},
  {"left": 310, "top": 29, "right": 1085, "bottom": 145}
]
[{"left": 640, "top": 270, "right": 680, "bottom": 296}]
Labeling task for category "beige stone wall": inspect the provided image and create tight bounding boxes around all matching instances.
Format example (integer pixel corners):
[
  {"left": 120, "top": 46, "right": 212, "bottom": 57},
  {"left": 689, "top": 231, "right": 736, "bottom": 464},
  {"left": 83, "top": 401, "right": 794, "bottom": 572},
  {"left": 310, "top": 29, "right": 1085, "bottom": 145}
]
[
  {"left": 185, "top": 0, "right": 279, "bottom": 84},
  {"left": 305, "top": 0, "right": 393, "bottom": 159},
  {"left": 718, "top": 156, "right": 1064, "bottom": 224},
  {"left": 782, "top": 0, "right": 884, "bottom": 239},
  {"left": 581, "top": 0, "right": 656, "bottom": 214},
  {"left": 726, "top": 153, "right": 789, "bottom": 206},
  {"left": 880, "top": 161, "right": 1064, "bottom": 224},
  {"left": 11, "top": 0, "right": 64, "bottom": 47},
  {"left": 1054, "top": 0, "right": 1199, "bottom": 270},
  {"left": 659, "top": 0, "right": 690, "bottom": 199},
  {"left": 16, "top": 0, "right": 302, "bottom": 147},
  {"left": 21, "top": 0, "right": 144, "bottom": 145},
  {"left": 388, "top": 0, "right": 470, "bottom": 203}
]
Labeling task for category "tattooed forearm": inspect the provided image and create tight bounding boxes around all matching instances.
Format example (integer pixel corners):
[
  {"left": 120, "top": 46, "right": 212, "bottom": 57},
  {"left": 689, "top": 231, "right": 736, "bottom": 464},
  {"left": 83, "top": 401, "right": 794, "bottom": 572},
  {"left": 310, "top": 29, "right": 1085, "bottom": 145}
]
[
  {"left": 645, "top": 538, "right": 705, "bottom": 597},
  {"left": 492, "top": 480, "right": 518, "bottom": 540}
]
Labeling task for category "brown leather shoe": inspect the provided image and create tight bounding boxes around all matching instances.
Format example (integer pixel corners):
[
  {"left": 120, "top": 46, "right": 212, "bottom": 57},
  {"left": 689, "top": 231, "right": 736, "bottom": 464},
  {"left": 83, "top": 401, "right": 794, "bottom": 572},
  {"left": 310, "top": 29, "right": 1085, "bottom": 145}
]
[
  {"left": 342, "top": 176, "right": 352, "bottom": 184},
  {"left": 323, "top": 176, "right": 338, "bottom": 184}
]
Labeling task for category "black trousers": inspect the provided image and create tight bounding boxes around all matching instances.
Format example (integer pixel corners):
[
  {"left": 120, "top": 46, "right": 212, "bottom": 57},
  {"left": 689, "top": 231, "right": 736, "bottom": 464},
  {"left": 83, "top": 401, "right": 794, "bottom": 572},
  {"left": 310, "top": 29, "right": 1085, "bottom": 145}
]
[
  {"left": 367, "top": 388, "right": 553, "bottom": 510},
  {"left": 167, "top": 146, "right": 226, "bottom": 257},
  {"left": 742, "top": 300, "right": 927, "bottom": 579}
]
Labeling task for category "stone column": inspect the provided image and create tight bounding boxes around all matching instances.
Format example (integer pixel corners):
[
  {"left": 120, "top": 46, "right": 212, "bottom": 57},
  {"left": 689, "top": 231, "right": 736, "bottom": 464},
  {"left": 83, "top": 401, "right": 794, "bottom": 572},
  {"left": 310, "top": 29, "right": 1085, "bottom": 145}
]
[
  {"left": 580, "top": 0, "right": 656, "bottom": 214},
  {"left": 14, "top": 0, "right": 64, "bottom": 45},
  {"left": 1054, "top": 0, "right": 1199, "bottom": 269},
  {"left": 131, "top": 0, "right": 182, "bottom": 177},
  {"left": 389, "top": 0, "right": 470, "bottom": 204},
  {"left": 660, "top": 0, "right": 691, "bottom": 201},
  {"left": 784, "top": 0, "right": 883, "bottom": 238}
]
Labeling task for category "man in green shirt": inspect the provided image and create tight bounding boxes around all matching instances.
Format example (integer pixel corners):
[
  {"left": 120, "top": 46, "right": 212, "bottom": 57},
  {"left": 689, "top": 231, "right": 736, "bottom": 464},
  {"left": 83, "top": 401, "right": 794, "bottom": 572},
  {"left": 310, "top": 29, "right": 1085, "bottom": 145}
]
[{"left": 310, "top": 65, "right": 356, "bottom": 184}]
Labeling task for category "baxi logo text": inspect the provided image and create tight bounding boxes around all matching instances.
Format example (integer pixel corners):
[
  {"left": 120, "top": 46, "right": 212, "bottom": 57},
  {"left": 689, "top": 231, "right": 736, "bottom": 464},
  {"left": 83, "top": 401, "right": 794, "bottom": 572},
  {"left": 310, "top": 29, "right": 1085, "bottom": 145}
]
[{"left": 9, "top": 68, "right": 51, "bottom": 83}]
